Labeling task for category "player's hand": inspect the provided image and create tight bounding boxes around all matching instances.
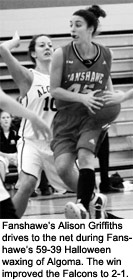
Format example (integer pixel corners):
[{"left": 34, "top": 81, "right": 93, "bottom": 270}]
[
  {"left": 31, "top": 115, "right": 52, "bottom": 141},
  {"left": 103, "top": 90, "right": 124, "bottom": 104},
  {"left": 80, "top": 89, "right": 104, "bottom": 114},
  {"left": 0, "top": 31, "right": 20, "bottom": 51},
  {"left": 12, "top": 31, "right": 20, "bottom": 48}
]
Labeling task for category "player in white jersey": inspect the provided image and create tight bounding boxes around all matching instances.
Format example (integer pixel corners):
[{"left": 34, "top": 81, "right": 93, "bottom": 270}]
[
  {"left": 19, "top": 69, "right": 56, "bottom": 140},
  {"left": 0, "top": 86, "right": 51, "bottom": 218},
  {"left": 0, "top": 32, "right": 70, "bottom": 218}
]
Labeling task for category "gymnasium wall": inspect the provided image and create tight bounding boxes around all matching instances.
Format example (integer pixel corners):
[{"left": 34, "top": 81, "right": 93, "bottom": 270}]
[
  {"left": 0, "top": 1, "right": 133, "bottom": 38},
  {"left": 0, "top": 0, "right": 133, "bottom": 9}
]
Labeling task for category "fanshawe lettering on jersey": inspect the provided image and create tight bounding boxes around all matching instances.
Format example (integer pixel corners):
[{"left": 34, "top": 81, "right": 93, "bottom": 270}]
[
  {"left": 19, "top": 69, "right": 57, "bottom": 140},
  {"left": 55, "top": 42, "right": 112, "bottom": 111}
]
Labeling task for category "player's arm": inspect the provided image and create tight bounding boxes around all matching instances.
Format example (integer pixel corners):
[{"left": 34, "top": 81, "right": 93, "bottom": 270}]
[
  {"left": 0, "top": 32, "right": 32, "bottom": 97},
  {"left": 124, "top": 89, "right": 133, "bottom": 101},
  {"left": 102, "top": 50, "right": 124, "bottom": 104},
  {"left": 0, "top": 87, "right": 34, "bottom": 118},
  {"left": 0, "top": 87, "right": 51, "bottom": 140},
  {"left": 106, "top": 76, "right": 114, "bottom": 91},
  {"left": 50, "top": 47, "right": 82, "bottom": 102},
  {"left": 104, "top": 88, "right": 133, "bottom": 105},
  {"left": 104, "top": 73, "right": 129, "bottom": 105}
]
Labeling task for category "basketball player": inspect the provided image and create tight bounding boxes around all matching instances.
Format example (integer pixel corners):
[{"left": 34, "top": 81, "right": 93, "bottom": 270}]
[
  {"left": 0, "top": 32, "right": 69, "bottom": 218},
  {"left": 0, "top": 86, "right": 51, "bottom": 218},
  {"left": 50, "top": 5, "right": 121, "bottom": 219}
]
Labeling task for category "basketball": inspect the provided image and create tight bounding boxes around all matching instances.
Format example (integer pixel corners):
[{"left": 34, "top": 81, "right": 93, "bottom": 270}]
[{"left": 88, "top": 90, "right": 121, "bottom": 124}]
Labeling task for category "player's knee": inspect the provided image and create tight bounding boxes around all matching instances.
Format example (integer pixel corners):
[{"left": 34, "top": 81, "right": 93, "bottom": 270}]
[
  {"left": 56, "top": 161, "right": 69, "bottom": 179},
  {"left": 78, "top": 149, "right": 94, "bottom": 169}
]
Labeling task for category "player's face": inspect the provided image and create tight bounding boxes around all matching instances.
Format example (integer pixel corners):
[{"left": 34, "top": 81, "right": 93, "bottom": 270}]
[
  {"left": 0, "top": 112, "right": 12, "bottom": 130},
  {"left": 34, "top": 36, "right": 53, "bottom": 62},
  {"left": 70, "top": 15, "right": 92, "bottom": 45}
]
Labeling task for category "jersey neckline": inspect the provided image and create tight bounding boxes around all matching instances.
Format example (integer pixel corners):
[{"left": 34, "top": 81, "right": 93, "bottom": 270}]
[{"left": 72, "top": 41, "right": 101, "bottom": 68}]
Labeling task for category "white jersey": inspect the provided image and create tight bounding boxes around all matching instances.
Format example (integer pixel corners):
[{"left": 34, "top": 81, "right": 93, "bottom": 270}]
[{"left": 19, "top": 69, "right": 57, "bottom": 140}]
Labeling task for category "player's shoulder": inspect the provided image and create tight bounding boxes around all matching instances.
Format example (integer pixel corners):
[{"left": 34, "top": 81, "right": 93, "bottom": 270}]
[
  {"left": 96, "top": 43, "right": 111, "bottom": 56},
  {"left": 54, "top": 42, "right": 71, "bottom": 55},
  {"left": 95, "top": 42, "right": 109, "bottom": 50},
  {"left": 30, "top": 69, "right": 41, "bottom": 76},
  {"left": 30, "top": 69, "right": 47, "bottom": 81},
  {"left": 52, "top": 47, "right": 63, "bottom": 63}
]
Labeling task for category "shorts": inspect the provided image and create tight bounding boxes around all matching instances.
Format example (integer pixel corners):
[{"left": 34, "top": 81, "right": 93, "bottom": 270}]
[
  {"left": 0, "top": 176, "right": 10, "bottom": 202},
  {"left": 51, "top": 108, "right": 109, "bottom": 159},
  {"left": 17, "top": 138, "right": 68, "bottom": 192},
  {"left": 17, "top": 138, "right": 44, "bottom": 179},
  {"left": 0, "top": 156, "right": 9, "bottom": 173}
]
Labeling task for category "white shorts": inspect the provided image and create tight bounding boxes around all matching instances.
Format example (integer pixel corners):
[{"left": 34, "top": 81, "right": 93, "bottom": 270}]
[
  {"left": 0, "top": 156, "right": 9, "bottom": 173},
  {"left": 17, "top": 138, "right": 68, "bottom": 192},
  {"left": 0, "top": 177, "right": 10, "bottom": 202}
]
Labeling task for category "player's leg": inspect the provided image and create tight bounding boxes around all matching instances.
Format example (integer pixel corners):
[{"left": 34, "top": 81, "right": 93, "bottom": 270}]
[
  {"left": 38, "top": 170, "right": 51, "bottom": 196},
  {"left": 53, "top": 152, "right": 78, "bottom": 193},
  {"left": 13, "top": 171, "right": 37, "bottom": 218},
  {"left": 0, "top": 160, "right": 6, "bottom": 183},
  {"left": 43, "top": 151, "right": 78, "bottom": 193},
  {"left": 65, "top": 148, "right": 95, "bottom": 219},
  {"left": 77, "top": 148, "right": 96, "bottom": 208},
  {"left": 12, "top": 139, "right": 41, "bottom": 218},
  {"left": 65, "top": 129, "right": 107, "bottom": 219},
  {"left": 41, "top": 151, "right": 71, "bottom": 193},
  {"left": 0, "top": 156, "right": 9, "bottom": 181},
  {"left": 97, "top": 132, "right": 110, "bottom": 193},
  {"left": 0, "top": 160, "right": 18, "bottom": 219},
  {"left": 51, "top": 130, "right": 78, "bottom": 193}
]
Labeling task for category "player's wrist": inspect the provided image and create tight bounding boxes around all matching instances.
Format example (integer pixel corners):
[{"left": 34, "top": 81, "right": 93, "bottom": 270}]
[{"left": 77, "top": 93, "right": 84, "bottom": 104}]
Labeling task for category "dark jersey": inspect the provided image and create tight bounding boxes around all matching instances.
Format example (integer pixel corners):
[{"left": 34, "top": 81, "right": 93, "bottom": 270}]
[
  {"left": 55, "top": 42, "right": 112, "bottom": 111},
  {"left": 0, "top": 127, "right": 19, "bottom": 154}
]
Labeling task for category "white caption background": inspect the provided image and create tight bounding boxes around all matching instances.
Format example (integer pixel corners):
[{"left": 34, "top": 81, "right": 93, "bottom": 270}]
[{"left": 0, "top": 219, "right": 133, "bottom": 279}]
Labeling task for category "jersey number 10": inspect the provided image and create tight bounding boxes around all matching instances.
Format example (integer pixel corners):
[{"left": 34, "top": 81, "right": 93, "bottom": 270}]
[{"left": 43, "top": 97, "right": 57, "bottom": 112}]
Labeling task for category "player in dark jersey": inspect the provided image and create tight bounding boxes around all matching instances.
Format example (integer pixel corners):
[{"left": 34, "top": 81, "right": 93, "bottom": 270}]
[{"left": 50, "top": 5, "right": 121, "bottom": 219}]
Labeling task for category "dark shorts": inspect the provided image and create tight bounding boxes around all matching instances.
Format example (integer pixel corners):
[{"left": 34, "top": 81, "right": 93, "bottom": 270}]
[{"left": 51, "top": 107, "right": 112, "bottom": 159}]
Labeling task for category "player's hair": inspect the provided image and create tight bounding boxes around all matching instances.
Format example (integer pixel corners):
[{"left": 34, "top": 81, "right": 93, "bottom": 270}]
[
  {"left": 73, "top": 5, "right": 106, "bottom": 35},
  {"left": 28, "top": 34, "right": 51, "bottom": 64}
]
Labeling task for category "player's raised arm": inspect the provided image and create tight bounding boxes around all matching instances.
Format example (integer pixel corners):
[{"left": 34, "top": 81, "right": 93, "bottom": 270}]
[{"left": 0, "top": 32, "right": 33, "bottom": 97}]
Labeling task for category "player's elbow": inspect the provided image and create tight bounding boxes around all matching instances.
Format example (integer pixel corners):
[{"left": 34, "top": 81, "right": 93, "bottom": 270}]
[{"left": 50, "top": 86, "right": 58, "bottom": 98}]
